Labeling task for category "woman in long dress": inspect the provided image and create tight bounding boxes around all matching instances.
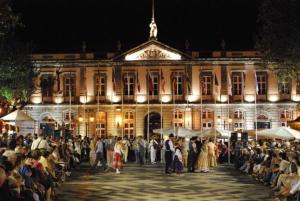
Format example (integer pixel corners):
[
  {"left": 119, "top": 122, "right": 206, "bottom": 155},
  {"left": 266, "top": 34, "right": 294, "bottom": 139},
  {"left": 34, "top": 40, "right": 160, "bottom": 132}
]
[
  {"left": 207, "top": 138, "right": 217, "bottom": 167},
  {"left": 197, "top": 140, "right": 209, "bottom": 173}
]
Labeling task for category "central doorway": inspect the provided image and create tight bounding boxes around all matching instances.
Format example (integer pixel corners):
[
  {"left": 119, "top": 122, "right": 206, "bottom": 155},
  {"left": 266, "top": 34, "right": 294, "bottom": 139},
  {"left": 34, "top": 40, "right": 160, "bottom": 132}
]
[{"left": 144, "top": 112, "right": 162, "bottom": 140}]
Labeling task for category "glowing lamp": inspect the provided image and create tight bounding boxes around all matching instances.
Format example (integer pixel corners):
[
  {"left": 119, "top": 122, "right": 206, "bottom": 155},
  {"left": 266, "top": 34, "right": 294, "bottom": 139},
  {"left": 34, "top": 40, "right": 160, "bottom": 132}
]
[
  {"left": 89, "top": 117, "right": 95, "bottom": 122},
  {"left": 136, "top": 95, "right": 146, "bottom": 103},
  {"left": 268, "top": 94, "right": 279, "bottom": 102},
  {"left": 161, "top": 95, "right": 171, "bottom": 103},
  {"left": 30, "top": 96, "right": 42, "bottom": 104},
  {"left": 245, "top": 95, "right": 255, "bottom": 102}
]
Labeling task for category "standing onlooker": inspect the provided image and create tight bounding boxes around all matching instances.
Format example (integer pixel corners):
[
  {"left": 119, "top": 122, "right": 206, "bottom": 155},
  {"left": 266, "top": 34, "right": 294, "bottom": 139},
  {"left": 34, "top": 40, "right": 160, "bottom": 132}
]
[
  {"left": 164, "top": 134, "right": 175, "bottom": 174},
  {"left": 149, "top": 136, "right": 158, "bottom": 164},
  {"left": 92, "top": 137, "right": 107, "bottom": 171},
  {"left": 188, "top": 137, "right": 198, "bottom": 172},
  {"left": 31, "top": 131, "right": 49, "bottom": 151},
  {"left": 138, "top": 136, "right": 146, "bottom": 166}
]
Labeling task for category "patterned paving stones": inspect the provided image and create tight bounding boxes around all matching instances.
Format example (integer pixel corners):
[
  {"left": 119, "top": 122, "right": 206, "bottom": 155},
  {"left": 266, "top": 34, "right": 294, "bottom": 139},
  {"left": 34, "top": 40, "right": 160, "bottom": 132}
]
[{"left": 54, "top": 163, "right": 272, "bottom": 201}]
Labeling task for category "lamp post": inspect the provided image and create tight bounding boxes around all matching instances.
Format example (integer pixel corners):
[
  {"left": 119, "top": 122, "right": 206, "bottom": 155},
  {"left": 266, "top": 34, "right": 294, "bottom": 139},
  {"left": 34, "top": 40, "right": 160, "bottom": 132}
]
[
  {"left": 89, "top": 116, "right": 95, "bottom": 138},
  {"left": 228, "top": 118, "right": 232, "bottom": 164},
  {"left": 78, "top": 115, "right": 83, "bottom": 135}
]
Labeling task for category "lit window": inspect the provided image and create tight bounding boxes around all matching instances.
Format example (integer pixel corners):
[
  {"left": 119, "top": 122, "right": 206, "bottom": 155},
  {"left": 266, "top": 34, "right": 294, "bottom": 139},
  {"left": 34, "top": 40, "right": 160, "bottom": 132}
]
[
  {"left": 95, "top": 74, "right": 106, "bottom": 96},
  {"left": 173, "top": 74, "right": 183, "bottom": 95},
  {"left": 279, "top": 79, "right": 291, "bottom": 95},
  {"left": 124, "top": 111, "right": 135, "bottom": 138},
  {"left": 64, "top": 75, "right": 76, "bottom": 96},
  {"left": 174, "top": 111, "right": 184, "bottom": 127},
  {"left": 232, "top": 72, "right": 243, "bottom": 95},
  {"left": 95, "top": 111, "right": 106, "bottom": 137},
  {"left": 201, "top": 74, "right": 212, "bottom": 95},
  {"left": 64, "top": 112, "right": 75, "bottom": 122},
  {"left": 234, "top": 110, "right": 244, "bottom": 119},
  {"left": 280, "top": 110, "right": 293, "bottom": 127},
  {"left": 256, "top": 73, "right": 267, "bottom": 95},
  {"left": 124, "top": 74, "right": 135, "bottom": 96},
  {"left": 149, "top": 74, "right": 159, "bottom": 96}
]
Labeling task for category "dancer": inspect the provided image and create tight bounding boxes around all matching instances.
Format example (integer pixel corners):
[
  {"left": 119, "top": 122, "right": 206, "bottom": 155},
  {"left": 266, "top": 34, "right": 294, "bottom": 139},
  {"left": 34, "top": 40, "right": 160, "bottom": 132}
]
[
  {"left": 165, "top": 134, "right": 175, "bottom": 174},
  {"left": 197, "top": 140, "right": 209, "bottom": 173},
  {"left": 174, "top": 140, "right": 184, "bottom": 176},
  {"left": 112, "top": 137, "right": 123, "bottom": 174},
  {"left": 207, "top": 138, "right": 217, "bottom": 167}
]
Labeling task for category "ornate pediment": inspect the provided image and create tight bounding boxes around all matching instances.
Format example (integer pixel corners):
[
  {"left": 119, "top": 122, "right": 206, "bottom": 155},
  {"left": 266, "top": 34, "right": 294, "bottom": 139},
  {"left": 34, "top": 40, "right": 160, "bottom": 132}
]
[{"left": 125, "top": 44, "right": 181, "bottom": 61}]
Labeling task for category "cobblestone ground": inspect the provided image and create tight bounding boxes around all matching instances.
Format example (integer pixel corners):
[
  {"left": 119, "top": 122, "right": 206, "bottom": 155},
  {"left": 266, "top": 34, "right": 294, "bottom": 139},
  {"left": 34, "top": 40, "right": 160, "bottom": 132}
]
[{"left": 54, "top": 163, "right": 272, "bottom": 201}]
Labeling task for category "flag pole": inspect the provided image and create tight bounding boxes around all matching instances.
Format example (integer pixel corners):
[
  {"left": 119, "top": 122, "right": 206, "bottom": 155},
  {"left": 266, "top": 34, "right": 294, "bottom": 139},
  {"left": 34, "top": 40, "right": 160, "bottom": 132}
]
[
  {"left": 147, "top": 70, "right": 150, "bottom": 142},
  {"left": 97, "top": 69, "right": 100, "bottom": 138},
  {"left": 173, "top": 73, "right": 176, "bottom": 137},
  {"left": 160, "top": 68, "right": 163, "bottom": 142},
  {"left": 69, "top": 71, "right": 72, "bottom": 138},
  {"left": 121, "top": 70, "right": 124, "bottom": 139},
  {"left": 255, "top": 71, "right": 258, "bottom": 141},
  {"left": 227, "top": 72, "right": 231, "bottom": 164},
  {"left": 200, "top": 69, "right": 203, "bottom": 140}
]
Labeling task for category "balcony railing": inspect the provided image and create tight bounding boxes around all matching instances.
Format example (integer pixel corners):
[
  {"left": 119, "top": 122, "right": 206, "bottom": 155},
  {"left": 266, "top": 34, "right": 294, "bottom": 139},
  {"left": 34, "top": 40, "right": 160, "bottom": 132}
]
[{"left": 32, "top": 92, "right": 298, "bottom": 105}]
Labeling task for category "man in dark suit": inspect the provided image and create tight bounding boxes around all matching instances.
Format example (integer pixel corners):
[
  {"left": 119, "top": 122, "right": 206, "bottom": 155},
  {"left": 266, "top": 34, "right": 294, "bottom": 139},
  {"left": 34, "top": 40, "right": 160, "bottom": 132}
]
[{"left": 187, "top": 137, "right": 198, "bottom": 172}]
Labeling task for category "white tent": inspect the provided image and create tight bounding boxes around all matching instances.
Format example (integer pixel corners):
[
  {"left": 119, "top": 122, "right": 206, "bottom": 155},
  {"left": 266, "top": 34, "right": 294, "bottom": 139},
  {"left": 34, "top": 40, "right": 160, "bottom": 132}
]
[
  {"left": 200, "top": 128, "right": 230, "bottom": 138},
  {"left": 153, "top": 127, "right": 202, "bottom": 138},
  {"left": 1, "top": 110, "right": 35, "bottom": 121},
  {"left": 1, "top": 110, "right": 35, "bottom": 135},
  {"left": 257, "top": 127, "right": 300, "bottom": 140}
]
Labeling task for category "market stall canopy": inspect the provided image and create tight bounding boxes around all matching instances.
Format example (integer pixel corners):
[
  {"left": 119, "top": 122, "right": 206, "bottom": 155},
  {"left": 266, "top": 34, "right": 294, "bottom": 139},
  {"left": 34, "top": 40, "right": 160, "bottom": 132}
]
[
  {"left": 153, "top": 127, "right": 202, "bottom": 138},
  {"left": 257, "top": 127, "right": 300, "bottom": 140},
  {"left": 200, "top": 128, "right": 230, "bottom": 138},
  {"left": 1, "top": 110, "right": 35, "bottom": 121}
]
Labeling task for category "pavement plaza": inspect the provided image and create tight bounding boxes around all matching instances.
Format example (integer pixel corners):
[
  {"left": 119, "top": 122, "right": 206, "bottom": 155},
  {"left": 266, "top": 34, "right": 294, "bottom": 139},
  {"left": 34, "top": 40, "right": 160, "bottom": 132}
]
[{"left": 55, "top": 164, "right": 272, "bottom": 201}]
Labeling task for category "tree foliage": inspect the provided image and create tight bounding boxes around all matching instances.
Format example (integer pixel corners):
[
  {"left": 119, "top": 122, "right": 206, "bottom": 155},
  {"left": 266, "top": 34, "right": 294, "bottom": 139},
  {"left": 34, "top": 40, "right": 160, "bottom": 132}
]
[
  {"left": 256, "top": 0, "right": 300, "bottom": 81},
  {"left": 0, "top": 2, "right": 36, "bottom": 110}
]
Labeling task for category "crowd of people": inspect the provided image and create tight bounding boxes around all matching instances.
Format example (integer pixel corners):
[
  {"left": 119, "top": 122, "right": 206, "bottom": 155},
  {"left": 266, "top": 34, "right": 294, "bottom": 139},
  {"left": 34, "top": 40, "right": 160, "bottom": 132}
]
[
  {"left": 3, "top": 128, "right": 299, "bottom": 201},
  {"left": 0, "top": 131, "right": 90, "bottom": 201},
  {"left": 233, "top": 139, "right": 300, "bottom": 201}
]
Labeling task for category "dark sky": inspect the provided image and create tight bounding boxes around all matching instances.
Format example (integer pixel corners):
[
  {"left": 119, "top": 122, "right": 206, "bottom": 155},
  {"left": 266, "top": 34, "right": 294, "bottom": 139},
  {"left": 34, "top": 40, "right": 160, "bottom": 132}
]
[{"left": 11, "top": 0, "right": 261, "bottom": 53}]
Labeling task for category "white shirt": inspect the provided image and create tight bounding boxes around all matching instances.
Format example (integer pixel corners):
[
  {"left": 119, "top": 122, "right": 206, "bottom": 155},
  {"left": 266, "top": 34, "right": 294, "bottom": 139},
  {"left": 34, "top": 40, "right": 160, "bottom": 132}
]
[
  {"left": 31, "top": 137, "right": 49, "bottom": 150},
  {"left": 168, "top": 140, "right": 175, "bottom": 152}
]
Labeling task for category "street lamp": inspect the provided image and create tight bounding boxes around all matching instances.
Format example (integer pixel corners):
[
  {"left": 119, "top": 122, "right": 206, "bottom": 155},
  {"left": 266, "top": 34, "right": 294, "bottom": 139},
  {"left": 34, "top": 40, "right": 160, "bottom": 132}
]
[{"left": 78, "top": 115, "right": 83, "bottom": 135}]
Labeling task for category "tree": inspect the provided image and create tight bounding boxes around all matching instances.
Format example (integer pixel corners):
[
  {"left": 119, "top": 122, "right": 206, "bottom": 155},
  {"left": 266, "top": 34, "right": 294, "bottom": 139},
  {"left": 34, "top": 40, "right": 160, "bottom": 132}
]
[
  {"left": 0, "top": 2, "right": 36, "bottom": 112},
  {"left": 256, "top": 0, "right": 300, "bottom": 81}
]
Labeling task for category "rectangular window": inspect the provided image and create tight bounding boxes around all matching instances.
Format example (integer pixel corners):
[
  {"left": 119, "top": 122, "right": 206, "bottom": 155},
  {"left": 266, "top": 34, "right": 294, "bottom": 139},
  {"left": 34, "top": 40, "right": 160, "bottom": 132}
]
[
  {"left": 64, "top": 75, "right": 76, "bottom": 96},
  {"left": 279, "top": 80, "right": 291, "bottom": 95},
  {"left": 174, "top": 111, "right": 184, "bottom": 127},
  {"left": 201, "top": 74, "right": 212, "bottom": 95},
  {"left": 202, "top": 122, "right": 212, "bottom": 129},
  {"left": 297, "top": 83, "right": 300, "bottom": 95},
  {"left": 256, "top": 73, "right": 267, "bottom": 95},
  {"left": 124, "top": 123, "right": 134, "bottom": 136},
  {"left": 124, "top": 74, "right": 135, "bottom": 96},
  {"left": 150, "top": 74, "right": 159, "bottom": 96},
  {"left": 173, "top": 74, "right": 183, "bottom": 95},
  {"left": 41, "top": 76, "right": 53, "bottom": 97},
  {"left": 96, "top": 123, "right": 106, "bottom": 136},
  {"left": 95, "top": 75, "right": 106, "bottom": 96},
  {"left": 64, "top": 112, "right": 75, "bottom": 122},
  {"left": 232, "top": 72, "right": 243, "bottom": 95}
]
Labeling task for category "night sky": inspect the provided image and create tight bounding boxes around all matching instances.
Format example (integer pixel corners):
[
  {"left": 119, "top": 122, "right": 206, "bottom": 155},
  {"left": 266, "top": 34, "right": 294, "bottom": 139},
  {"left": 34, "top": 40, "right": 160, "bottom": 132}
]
[{"left": 11, "top": 0, "right": 261, "bottom": 53}]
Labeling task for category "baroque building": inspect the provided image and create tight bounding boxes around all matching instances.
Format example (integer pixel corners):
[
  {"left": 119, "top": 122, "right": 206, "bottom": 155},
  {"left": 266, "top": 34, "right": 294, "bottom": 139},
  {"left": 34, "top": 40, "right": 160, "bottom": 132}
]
[{"left": 24, "top": 8, "right": 300, "bottom": 139}]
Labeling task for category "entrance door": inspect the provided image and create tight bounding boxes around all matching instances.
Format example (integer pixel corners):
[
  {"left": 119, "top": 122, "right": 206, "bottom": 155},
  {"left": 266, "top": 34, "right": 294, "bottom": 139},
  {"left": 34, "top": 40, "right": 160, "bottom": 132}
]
[{"left": 144, "top": 112, "right": 161, "bottom": 140}]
